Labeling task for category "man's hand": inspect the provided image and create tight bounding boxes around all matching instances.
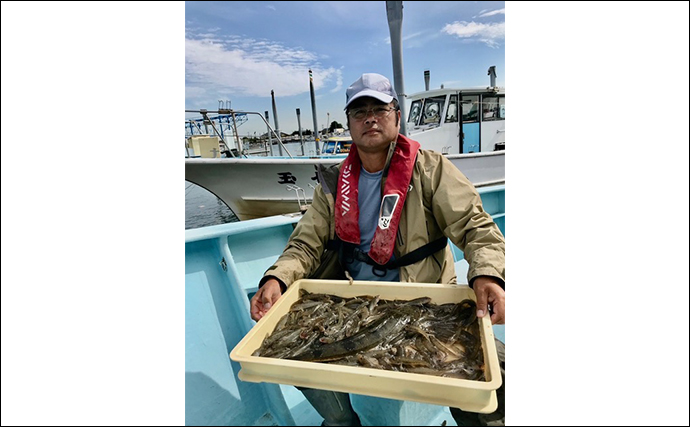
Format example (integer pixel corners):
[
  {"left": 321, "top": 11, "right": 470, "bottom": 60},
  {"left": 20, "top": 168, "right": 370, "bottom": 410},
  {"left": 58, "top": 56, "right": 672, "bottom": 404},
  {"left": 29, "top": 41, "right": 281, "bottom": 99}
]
[
  {"left": 250, "top": 279, "right": 283, "bottom": 321},
  {"left": 472, "top": 276, "right": 505, "bottom": 325}
]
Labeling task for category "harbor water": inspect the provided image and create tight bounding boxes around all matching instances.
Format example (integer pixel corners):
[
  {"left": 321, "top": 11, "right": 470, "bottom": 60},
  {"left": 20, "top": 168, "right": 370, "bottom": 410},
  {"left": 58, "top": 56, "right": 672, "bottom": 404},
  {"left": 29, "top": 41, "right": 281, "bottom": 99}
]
[{"left": 185, "top": 181, "right": 238, "bottom": 229}]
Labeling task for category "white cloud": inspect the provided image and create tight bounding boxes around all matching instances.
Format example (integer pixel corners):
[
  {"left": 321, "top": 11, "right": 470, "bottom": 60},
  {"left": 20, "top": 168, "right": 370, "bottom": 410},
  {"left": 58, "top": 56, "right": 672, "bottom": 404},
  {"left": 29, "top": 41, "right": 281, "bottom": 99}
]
[
  {"left": 477, "top": 8, "right": 505, "bottom": 18},
  {"left": 403, "top": 31, "right": 426, "bottom": 42},
  {"left": 442, "top": 21, "right": 505, "bottom": 48},
  {"left": 385, "top": 30, "right": 442, "bottom": 49},
  {"left": 185, "top": 35, "right": 338, "bottom": 99},
  {"left": 185, "top": 86, "right": 207, "bottom": 99},
  {"left": 329, "top": 70, "right": 343, "bottom": 93}
]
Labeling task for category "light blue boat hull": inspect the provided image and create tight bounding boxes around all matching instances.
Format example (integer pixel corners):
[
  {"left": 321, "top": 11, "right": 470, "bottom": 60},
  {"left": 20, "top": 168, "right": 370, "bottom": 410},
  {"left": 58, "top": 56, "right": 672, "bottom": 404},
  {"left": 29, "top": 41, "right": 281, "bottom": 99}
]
[{"left": 185, "top": 185, "right": 505, "bottom": 426}]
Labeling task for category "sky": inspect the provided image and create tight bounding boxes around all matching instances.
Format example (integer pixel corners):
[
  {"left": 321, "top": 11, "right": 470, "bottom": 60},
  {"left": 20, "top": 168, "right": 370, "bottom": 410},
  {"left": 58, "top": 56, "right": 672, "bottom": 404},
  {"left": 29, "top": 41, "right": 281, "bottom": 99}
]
[
  {"left": 2, "top": 2, "right": 689, "bottom": 426},
  {"left": 185, "top": 1, "right": 505, "bottom": 136}
]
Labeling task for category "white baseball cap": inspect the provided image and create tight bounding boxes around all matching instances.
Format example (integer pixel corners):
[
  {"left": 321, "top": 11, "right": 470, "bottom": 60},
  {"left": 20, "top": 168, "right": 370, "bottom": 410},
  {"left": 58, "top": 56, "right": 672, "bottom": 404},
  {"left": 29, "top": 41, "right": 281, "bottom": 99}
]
[{"left": 344, "top": 73, "right": 398, "bottom": 110}]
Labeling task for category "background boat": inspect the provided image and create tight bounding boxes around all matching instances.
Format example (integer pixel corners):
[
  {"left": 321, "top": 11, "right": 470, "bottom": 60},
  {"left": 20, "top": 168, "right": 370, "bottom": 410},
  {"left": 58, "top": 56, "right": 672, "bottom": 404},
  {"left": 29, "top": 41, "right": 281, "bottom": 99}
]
[{"left": 185, "top": 70, "right": 505, "bottom": 221}]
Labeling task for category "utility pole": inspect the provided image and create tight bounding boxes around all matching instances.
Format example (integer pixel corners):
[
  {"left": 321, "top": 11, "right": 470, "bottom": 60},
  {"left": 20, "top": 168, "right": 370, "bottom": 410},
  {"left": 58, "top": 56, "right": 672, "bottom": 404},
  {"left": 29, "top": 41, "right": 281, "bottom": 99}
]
[
  {"left": 386, "top": 1, "right": 407, "bottom": 136},
  {"left": 296, "top": 108, "right": 305, "bottom": 156},
  {"left": 265, "top": 110, "right": 273, "bottom": 156},
  {"left": 271, "top": 89, "right": 283, "bottom": 156},
  {"left": 309, "top": 69, "right": 321, "bottom": 155}
]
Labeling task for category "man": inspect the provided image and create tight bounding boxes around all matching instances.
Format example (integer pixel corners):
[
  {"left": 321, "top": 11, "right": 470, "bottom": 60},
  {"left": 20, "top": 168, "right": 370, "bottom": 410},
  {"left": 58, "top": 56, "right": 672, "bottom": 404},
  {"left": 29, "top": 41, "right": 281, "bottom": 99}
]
[{"left": 250, "top": 73, "right": 505, "bottom": 426}]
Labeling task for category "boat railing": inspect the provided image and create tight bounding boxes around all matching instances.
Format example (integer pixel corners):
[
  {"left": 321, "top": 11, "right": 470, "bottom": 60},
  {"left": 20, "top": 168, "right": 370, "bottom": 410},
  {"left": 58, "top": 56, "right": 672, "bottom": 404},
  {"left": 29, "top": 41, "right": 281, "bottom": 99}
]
[
  {"left": 285, "top": 184, "right": 309, "bottom": 214},
  {"left": 185, "top": 108, "right": 296, "bottom": 159}
]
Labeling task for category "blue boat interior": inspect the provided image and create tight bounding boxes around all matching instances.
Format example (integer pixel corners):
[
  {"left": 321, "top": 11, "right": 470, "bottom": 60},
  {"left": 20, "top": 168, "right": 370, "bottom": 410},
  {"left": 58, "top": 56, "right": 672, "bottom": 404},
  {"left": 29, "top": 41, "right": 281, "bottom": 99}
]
[{"left": 185, "top": 185, "right": 505, "bottom": 426}]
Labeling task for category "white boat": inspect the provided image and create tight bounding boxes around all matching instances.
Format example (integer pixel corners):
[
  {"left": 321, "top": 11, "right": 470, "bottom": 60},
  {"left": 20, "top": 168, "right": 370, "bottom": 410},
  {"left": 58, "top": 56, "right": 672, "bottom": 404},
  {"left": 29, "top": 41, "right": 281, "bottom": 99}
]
[
  {"left": 185, "top": 79, "right": 505, "bottom": 221},
  {"left": 186, "top": 151, "right": 504, "bottom": 221}
]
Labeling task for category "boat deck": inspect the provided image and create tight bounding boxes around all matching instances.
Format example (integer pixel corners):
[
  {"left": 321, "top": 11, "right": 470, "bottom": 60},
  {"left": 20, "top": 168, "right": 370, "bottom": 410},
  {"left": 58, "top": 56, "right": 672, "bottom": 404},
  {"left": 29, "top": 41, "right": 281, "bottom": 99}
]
[{"left": 185, "top": 185, "right": 505, "bottom": 425}]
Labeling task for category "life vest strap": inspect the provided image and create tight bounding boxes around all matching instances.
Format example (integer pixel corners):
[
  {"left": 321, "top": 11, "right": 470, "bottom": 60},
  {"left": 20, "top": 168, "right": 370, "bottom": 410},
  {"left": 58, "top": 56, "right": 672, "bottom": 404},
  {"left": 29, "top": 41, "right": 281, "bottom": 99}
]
[{"left": 328, "top": 237, "right": 448, "bottom": 272}]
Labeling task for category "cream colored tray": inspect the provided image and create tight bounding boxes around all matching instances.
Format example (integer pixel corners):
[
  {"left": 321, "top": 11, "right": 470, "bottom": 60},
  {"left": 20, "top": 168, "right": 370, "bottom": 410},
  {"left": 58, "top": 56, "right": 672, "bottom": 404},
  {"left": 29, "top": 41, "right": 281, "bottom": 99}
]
[{"left": 230, "top": 279, "right": 501, "bottom": 413}]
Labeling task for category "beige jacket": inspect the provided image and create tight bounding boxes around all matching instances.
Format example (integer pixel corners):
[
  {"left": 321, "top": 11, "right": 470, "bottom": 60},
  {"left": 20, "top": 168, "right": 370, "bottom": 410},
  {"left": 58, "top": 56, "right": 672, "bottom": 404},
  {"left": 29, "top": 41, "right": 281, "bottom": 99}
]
[{"left": 262, "top": 140, "right": 505, "bottom": 289}]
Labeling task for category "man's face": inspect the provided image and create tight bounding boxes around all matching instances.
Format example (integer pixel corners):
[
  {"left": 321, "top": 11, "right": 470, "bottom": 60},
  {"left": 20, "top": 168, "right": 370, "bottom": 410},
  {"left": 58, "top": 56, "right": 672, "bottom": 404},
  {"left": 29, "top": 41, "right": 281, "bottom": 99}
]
[{"left": 347, "top": 97, "right": 401, "bottom": 154}]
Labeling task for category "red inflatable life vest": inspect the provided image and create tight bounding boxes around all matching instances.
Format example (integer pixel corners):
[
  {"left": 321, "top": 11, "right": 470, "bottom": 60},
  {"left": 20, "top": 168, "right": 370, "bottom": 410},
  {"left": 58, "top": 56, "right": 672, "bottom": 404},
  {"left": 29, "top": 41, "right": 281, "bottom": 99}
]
[{"left": 335, "top": 134, "right": 420, "bottom": 265}]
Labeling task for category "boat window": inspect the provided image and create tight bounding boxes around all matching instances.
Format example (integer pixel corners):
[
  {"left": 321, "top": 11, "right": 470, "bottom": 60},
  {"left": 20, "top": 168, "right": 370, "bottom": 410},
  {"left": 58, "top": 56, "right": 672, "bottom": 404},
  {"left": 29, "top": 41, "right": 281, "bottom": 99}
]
[
  {"left": 461, "top": 95, "right": 479, "bottom": 123},
  {"left": 445, "top": 95, "right": 458, "bottom": 123},
  {"left": 408, "top": 100, "right": 422, "bottom": 125},
  {"left": 498, "top": 96, "right": 505, "bottom": 119},
  {"left": 481, "top": 95, "right": 502, "bottom": 121},
  {"left": 421, "top": 96, "right": 446, "bottom": 125}
]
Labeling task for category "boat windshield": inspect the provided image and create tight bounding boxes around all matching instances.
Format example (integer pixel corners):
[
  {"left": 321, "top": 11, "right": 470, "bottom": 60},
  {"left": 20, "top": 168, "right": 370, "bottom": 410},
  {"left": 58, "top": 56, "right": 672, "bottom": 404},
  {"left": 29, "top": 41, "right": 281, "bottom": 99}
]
[
  {"left": 321, "top": 140, "right": 351, "bottom": 154},
  {"left": 407, "top": 95, "right": 446, "bottom": 127},
  {"left": 461, "top": 95, "right": 479, "bottom": 122},
  {"left": 481, "top": 95, "right": 505, "bottom": 121},
  {"left": 408, "top": 100, "right": 423, "bottom": 125}
]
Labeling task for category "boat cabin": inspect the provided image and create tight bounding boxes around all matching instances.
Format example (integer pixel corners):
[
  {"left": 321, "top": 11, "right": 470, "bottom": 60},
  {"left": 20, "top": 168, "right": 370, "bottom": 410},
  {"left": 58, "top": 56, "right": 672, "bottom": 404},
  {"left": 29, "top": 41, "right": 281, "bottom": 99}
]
[
  {"left": 407, "top": 87, "right": 505, "bottom": 155},
  {"left": 320, "top": 136, "right": 352, "bottom": 155}
]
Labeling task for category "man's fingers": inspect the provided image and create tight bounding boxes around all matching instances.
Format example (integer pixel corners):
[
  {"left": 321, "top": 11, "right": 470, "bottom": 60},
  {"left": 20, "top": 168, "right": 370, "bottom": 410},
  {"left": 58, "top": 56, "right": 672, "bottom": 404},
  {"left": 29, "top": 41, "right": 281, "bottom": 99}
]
[
  {"left": 473, "top": 278, "right": 505, "bottom": 324},
  {"left": 251, "top": 280, "right": 283, "bottom": 321},
  {"left": 261, "top": 286, "right": 279, "bottom": 310},
  {"left": 250, "top": 289, "right": 265, "bottom": 321},
  {"left": 261, "top": 292, "right": 273, "bottom": 311},
  {"left": 488, "top": 293, "right": 505, "bottom": 325},
  {"left": 490, "top": 301, "right": 505, "bottom": 324},
  {"left": 474, "top": 287, "right": 489, "bottom": 319}
]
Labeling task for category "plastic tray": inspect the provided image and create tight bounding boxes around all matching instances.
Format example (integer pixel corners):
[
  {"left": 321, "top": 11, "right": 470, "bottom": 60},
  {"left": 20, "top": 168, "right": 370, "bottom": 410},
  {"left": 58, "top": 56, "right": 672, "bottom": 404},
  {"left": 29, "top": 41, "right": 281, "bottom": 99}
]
[{"left": 230, "top": 279, "right": 501, "bottom": 413}]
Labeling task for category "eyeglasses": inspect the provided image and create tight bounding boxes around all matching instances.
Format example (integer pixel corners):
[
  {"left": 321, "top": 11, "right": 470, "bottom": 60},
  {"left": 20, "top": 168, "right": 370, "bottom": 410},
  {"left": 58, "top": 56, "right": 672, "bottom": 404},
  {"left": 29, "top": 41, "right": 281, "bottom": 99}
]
[{"left": 348, "top": 106, "right": 395, "bottom": 121}]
